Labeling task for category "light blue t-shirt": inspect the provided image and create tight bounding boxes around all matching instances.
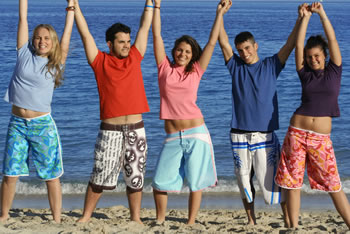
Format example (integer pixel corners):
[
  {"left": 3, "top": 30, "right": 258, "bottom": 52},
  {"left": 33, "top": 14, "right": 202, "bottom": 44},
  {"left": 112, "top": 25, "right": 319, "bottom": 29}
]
[
  {"left": 4, "top": 42, "right": 55, "bottom": 112},
  {"left": 227, "top": 53, "right": 284, "bottom": 131}
]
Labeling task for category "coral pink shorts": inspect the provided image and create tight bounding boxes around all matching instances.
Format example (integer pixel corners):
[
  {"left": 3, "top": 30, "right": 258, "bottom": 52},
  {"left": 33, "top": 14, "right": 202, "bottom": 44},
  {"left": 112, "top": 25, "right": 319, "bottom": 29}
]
[{"left": 275, "top": 126, "right": 341, "bottom": 192}]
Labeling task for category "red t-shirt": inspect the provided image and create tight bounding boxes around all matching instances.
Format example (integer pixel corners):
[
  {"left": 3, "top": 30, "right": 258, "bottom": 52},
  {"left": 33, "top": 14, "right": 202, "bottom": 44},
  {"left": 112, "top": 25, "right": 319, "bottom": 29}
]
[{"left": 90, "top": 46, "right": 150, "bottom": 120}]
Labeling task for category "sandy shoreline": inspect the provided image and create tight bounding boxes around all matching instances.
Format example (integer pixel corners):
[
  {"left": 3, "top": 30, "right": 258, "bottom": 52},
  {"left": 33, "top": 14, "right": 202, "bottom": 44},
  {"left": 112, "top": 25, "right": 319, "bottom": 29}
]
[
  {"left": 1, "top": 193, "right": 349, "bottom": 233},
  {"left": 0, "top": 206, "right": 349, "bottom": 233}
]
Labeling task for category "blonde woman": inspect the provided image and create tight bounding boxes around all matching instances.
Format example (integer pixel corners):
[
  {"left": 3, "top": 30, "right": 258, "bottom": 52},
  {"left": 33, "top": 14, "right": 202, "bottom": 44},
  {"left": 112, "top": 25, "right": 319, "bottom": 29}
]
[{"left": 0, "top": 0, "right": 74, "bottom": 223}]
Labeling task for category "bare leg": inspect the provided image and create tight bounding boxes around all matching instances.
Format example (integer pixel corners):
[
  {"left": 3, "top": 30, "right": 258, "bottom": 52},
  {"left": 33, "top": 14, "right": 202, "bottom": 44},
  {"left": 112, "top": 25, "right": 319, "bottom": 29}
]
[
  {"left": 153, "top": 189, "right": 167, "bottom": 223},
  {"left": 77, "top": 184, "right": 103, "bottom": 223},
  {"left": 329, "top": 189, "right": 350, "bottom": 229},
  {"left": 286, "top": 189, "right": 300, "bottom": 228},
  {"left": 242, "top": 199, "right": 256, "bottom": 225},
  {"left": 188, "top": 190, "right": 202, "bottom": 225},
  {"left": 46, "top": 178, "right": 62, "bottom": 223},
  {"left": 126, "top": 187, "right": 143, "bottom": 224},
  {"left": 0, "top": 176, "right": 18, "bottom": 222},
  {"left": 280, "top": 200, "right": 290, "bottom": 228}
]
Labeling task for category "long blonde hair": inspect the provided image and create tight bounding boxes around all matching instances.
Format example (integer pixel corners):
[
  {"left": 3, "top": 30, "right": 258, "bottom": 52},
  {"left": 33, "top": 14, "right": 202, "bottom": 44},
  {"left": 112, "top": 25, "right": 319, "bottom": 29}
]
[{"left": 32, "top": 24, "right": 64, "bottom": 88}]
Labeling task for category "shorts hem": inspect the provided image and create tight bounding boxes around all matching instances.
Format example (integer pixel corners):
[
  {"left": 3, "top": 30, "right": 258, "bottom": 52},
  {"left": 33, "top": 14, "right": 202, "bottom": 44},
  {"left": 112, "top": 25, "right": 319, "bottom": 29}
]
[
  {"left": 152, "top": 181, "right": 217, "bottom": 193},
  {"left": 152, "top": 186, "right": 181, "bottom": 193},
  {"left": 126, "top": 186, "right": 143, "bottom": 192},
  {"left": 42, "top": 171, "right": 64, "bottom": 181},
  {"left": 89, "top": 182, "right": 116, "bottom": 191},
  {"left": 190, "top": 181, "right": 218, "bottom": 192},
  {"left": 2, "top": 174, "right": 28, "bottom": 177}
]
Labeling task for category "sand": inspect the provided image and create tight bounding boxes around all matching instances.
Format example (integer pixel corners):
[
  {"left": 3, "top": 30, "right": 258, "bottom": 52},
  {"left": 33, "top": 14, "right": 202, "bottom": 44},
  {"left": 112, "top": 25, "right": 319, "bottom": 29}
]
[{"left": 0, "top": 206, "right": 349, "bottom": 233}]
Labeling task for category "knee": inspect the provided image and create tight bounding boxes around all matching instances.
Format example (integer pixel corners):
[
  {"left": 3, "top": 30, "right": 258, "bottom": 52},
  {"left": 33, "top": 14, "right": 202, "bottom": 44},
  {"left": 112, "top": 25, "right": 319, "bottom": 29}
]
[{"left": 2, "top": 176, "right": 19, "bottom": 185}]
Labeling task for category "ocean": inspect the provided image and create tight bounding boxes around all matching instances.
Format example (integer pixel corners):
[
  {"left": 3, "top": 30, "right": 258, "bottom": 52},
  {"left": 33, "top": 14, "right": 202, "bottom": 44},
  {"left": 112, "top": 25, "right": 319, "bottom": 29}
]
[{"left": 0, "top": 0, "right": 350, "bottom": 209}]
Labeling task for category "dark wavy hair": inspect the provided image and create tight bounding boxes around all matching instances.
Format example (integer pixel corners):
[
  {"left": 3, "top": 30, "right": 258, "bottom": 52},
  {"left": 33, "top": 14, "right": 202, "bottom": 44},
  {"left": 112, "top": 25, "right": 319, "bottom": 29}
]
[
  {"left": 234, "top": 31, "right": 256, "bottom": 46},
  {"left": 105, "top": 23, "right": 131, "bottom": 43},
  {"left": 304, "top": 35, "right": 328, "bottom": 58},
  {"left": 171, "top": 35, "right": 202, "bottom": 74}
]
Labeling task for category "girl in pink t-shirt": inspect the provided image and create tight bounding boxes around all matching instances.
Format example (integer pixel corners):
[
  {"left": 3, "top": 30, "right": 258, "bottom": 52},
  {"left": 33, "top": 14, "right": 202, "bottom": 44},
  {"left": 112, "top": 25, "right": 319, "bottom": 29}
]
[{"left": 151, "top": 0, "right": 232, "bottom": 225}]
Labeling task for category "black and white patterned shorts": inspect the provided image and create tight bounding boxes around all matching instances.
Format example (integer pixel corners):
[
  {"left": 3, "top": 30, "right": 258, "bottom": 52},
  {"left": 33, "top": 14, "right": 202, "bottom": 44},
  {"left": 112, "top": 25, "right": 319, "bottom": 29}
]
[{"left": 89, "top": 121, "right": 147, "bottom": 192}]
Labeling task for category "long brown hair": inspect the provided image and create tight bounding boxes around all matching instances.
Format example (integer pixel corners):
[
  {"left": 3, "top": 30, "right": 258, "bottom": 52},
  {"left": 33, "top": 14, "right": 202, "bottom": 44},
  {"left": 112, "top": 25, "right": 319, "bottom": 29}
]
[{"left": 32, "top": 24, "right": 64, "bottom": 88}]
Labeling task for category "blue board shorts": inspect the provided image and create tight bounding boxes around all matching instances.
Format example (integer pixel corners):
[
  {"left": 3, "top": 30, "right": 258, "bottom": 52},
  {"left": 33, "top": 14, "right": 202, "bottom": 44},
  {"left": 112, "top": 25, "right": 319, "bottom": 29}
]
[
  {"left": 152, "top": 124, "right": 217, "bottom": 192},
  {"left": 2, "top": 114, "right": 63, "bottom": 180}
]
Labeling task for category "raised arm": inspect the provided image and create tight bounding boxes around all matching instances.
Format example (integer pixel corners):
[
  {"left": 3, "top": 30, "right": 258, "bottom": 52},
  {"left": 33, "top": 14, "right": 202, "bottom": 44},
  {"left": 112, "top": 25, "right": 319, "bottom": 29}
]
[
  {"left": 295, "top": 4, "right": 312, "bottom": 71},
  {"left": 73, "top": 0, "right": 98, "bottom": 64},
  {"left": 152, "top": 0, "right": 165, "bottom": 65},
  {"left": 199, "top": 0, "right": 232, "bottom": 70},
  {"left": 134, "top": 0, "right": 153, "bottom": 57},
  {"left": 277, "top": 6, "right": 303, "bottom": 66},
  {"left": 218, "top": 0, "right": 233, "bottom": 63},
  {"left": 60, "top": 0, "right": 75, "bottom": 64},
  {"left": 311, "top": 2, "right": 341, "bottom": 66},
  {"left": 17, "top": 0, "right": 29, "bottom": 49}
]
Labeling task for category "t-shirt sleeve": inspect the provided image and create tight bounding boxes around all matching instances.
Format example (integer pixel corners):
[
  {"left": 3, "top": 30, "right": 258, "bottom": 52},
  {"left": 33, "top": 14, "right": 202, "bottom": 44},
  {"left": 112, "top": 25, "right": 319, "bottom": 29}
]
[
  {"left": 131, "top": 45, "right": 143, "bottom": 62},
  {"left": 158, "top": 56, "right": 171, "bottom": 79},
  {"left": 90, "top": 50, "right": 103, "bottom": 70},
  {"left": 272, "top": 53, "right": 284, "bottom": 78},
  {"left": 226, "top": 54, "right": 237, "bottom": 71},
  {"left": 327, "top": 59, "right": 342, "bottom": 78},
  {"left": 194, "top": 61, "right": 205, "bottom": 77},
  {"left": 17, "top": 41, "right": 32, "bottom": 58}
]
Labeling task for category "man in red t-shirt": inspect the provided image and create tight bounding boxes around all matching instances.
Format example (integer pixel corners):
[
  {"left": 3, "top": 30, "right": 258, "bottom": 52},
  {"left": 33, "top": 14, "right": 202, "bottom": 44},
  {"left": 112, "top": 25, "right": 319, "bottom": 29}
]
[{"left": 73, "top": 0, "right": 153, "bottom": 224}]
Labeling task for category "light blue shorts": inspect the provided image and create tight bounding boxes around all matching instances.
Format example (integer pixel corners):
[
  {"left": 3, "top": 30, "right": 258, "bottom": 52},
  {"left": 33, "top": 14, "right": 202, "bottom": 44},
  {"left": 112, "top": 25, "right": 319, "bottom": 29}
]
[
  {"left": 152, "top": 124, "right": 217, "bottom": 192},
  {"left": 2, "top": 114, "right": 63, "bottom": 180}
]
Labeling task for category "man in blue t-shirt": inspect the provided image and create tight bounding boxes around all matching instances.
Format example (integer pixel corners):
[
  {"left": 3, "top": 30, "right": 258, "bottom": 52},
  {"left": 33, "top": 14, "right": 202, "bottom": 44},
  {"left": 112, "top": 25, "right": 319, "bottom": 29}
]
[{"left": 218, "top": 2, "right": 302, "bottom": 227}]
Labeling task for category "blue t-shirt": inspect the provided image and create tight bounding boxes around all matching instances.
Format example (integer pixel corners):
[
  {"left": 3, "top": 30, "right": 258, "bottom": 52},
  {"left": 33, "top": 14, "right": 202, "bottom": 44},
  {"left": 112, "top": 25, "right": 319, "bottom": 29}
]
[
  {"left": 226, "top": 53, "right": 284, "bottom": 131},
  {"left": 4, "top": 42, "right": 55, "bottom": 112}
]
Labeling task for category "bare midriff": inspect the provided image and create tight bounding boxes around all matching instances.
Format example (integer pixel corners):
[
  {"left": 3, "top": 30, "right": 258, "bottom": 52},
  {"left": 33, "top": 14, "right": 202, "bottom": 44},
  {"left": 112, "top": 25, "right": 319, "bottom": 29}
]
[
  {"left": 164, "top": 118, "right": 205, "bottom": 134},
  {"left": 290, "top": 114, "right": 332, "bottom": 134},
  {"left": 12, "top": 105, "right": 49, "bottom": 118},
  {"left": 102, "top": 114, "right": 143, "bottom": 125}
]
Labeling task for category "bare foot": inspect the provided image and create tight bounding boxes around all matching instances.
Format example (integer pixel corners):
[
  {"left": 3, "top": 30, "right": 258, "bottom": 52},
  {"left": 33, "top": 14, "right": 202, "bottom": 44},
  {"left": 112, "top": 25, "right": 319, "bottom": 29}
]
[
  {"left": 76, "top": 217, "right": 90, "bottom": 223},
  {"left": 247, "top": 219, "right": 257, "bottom": 225},
  {"left": 0, "top": 214, "right": 9, "bottom": 223},
  {"left": 131, "top": 219, "right": 143, "bottom": 225}
]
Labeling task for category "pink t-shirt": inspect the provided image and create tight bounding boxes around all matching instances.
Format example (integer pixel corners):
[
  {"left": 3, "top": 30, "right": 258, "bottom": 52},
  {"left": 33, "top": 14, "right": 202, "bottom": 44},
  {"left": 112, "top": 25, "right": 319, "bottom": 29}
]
[{"left": 158, "top": 57, "right": 204, "bottom": 120}]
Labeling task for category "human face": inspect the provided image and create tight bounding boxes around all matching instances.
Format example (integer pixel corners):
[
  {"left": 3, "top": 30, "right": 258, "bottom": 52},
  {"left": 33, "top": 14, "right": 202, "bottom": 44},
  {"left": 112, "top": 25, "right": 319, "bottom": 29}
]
[
  {"left": 109, "top": 32, "right": 131, "bottom": 59},
  {"left": 33, "top": 27, "right": 53, "bottom": 57},
  {"left": 174, "top": 42, "right": 192, "bottom": 67},
  {"left": 235, "top": 40, "right": 259, "bottom": 64},
  {"left": 305, "top": 47, "right": 326, "bottom": 70}
]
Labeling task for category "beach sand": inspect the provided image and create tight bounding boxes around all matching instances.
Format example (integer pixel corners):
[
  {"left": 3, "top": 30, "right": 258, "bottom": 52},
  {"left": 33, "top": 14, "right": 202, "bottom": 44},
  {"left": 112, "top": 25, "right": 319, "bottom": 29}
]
[
  {"left": 1, "top": 193, "right": 350, "bottom": 233},
  {"left": 0, "top": 206, "right": 349, "bottom": 233}
]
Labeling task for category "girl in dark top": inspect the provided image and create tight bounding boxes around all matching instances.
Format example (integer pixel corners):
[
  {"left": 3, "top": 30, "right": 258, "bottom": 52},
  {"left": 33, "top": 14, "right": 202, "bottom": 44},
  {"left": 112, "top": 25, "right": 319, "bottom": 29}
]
[{"left": 275, "top": 2, "right": 350, "bottom": 229}]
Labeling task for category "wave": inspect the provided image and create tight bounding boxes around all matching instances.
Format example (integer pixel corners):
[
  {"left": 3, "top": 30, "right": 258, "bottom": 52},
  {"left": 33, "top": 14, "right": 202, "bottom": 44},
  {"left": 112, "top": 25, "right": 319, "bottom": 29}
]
[{"left": 13, "top": 178, "right": 350, "bottom": 195}]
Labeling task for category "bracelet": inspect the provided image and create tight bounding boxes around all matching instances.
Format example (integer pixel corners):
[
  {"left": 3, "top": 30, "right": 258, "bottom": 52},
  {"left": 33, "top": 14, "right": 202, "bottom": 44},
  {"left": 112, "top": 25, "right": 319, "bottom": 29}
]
[
  {"left": 66, "top": 6, "right": 75, "bottom": 11},
  {"left": 145, "top": 5, "right": 154, "bottom": 8},
  {"left": 154, "top": 6, "right": 160, "bottom": 9}
]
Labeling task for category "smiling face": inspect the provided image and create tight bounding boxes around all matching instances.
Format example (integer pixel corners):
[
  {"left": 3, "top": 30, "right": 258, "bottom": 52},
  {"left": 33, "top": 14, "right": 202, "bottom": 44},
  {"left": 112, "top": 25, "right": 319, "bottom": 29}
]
[
  {"left": 108, "top": 32, "right": 131, "bottom": 59},
  {"left": 236, "top": 40, "right": 259, "bottom": 65},
  {"left": 174, "top": 42, "right": 193, "bottom": 67},
  {"left": 305, "top": 46, "right": 326, "bottom": 70},
  {"left": 32, "top": 27, "right": 53, "bottom": 57}
]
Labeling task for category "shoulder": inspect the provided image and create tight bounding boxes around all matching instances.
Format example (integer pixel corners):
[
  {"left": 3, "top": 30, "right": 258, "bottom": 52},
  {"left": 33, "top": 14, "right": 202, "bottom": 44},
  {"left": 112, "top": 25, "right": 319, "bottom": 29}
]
[
  {"left": 193, "top": 61, "right": 205, "bottom": 75},
  {"left": 158, "top": 56, "right": 171, "bottom": 70},
  {"left": 130, "top": 45, "right": 143, "bottom": 61}
]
